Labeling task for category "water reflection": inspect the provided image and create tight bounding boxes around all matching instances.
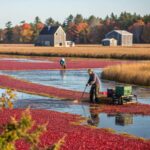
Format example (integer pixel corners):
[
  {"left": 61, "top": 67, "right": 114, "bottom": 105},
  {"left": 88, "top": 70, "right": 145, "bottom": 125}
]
[
  {"left": 60, "top": 70, "right": 66, "bottom": 80},
  {"left": 87, "top": 106, "right": 134, "bottom": 127},
  {"left": 87, "top": 104, "right": 100, "bottom": 126},
  {"left": 115, "top": 114, "right": 133, "bottom": 126}
]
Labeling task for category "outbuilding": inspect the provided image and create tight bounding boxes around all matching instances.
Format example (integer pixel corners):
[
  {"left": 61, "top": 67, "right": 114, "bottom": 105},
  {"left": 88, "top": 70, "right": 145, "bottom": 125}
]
[
  {"left": 35, "top": 26, "right": 66, "bottom": 47},
  {"left": 105, "top": 30, "right": 133, "bottom": 46},
  {"left": 101, "top": 38, "right": 117, "bottom": 46}
]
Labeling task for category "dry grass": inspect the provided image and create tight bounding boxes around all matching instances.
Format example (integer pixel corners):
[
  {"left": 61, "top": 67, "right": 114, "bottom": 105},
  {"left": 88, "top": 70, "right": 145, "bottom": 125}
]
[
  {"left": 0, "top": 44, "right": 150, "bottom": 60},
  {"left": 101, "top": 62, "right": 150, "bottom": 86}
]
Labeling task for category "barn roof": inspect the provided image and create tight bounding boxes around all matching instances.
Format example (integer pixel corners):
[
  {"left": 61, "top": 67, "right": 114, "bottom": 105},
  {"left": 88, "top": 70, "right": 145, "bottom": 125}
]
[
  {"left": 106, "top": 30, "right": 133, "bottom": 36},
  {"left": 114, "top": 30, "right": 133, "bottom": 35},
  {"left": 40, "top": 26, "right": 59, "bottom": 35}
]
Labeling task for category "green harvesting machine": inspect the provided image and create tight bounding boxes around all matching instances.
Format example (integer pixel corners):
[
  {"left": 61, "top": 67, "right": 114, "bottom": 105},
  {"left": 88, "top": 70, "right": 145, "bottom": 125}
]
[{"left": 107, "top": 85, "right": 137, "bottom": 105}]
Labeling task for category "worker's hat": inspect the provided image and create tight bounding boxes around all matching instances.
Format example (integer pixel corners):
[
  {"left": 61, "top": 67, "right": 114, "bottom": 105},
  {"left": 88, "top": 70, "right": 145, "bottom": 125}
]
[
  {"left": 88, "top": 68, "right": 93, "bottom": 73},
  {"left": 61, "top": 58, "right": 65, "bottom": 61}
]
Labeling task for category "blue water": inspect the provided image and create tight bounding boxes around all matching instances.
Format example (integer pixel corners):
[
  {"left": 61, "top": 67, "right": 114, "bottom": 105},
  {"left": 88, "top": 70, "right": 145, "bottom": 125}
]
[
  {"left": 0, "top": 57, "right": 53, "bottom": 63},
  {"left": 0, "top": 69, "right": 150, "bottom": 104},
  {"left": 0, "top": 68, "right": 150, "bottom": 139},
  {"left": 13, "top": 96, "right": 150, "bottom": 139}
]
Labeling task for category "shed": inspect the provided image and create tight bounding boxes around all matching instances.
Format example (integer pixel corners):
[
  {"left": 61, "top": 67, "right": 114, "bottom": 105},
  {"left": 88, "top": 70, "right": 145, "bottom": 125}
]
[
  {"left": 105, "top": 30, "right": 133, "bottom": 46},
  {"left": 65, "top": 41, "right": 75, "bottom": 47},
  {"left": 35, "top": 26, "right": 66, "bottom": 47},
  {"left": 102, "top": 38, "right": 117, "bottom": 46}
]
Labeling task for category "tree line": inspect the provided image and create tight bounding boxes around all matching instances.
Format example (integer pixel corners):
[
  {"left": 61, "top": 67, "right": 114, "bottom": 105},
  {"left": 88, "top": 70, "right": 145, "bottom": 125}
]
[{"left": 0, "top": 12, "right": 150, "bottom": 44}]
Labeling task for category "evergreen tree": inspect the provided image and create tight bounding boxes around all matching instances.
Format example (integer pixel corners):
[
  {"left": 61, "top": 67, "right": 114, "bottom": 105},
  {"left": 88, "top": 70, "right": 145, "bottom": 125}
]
[
  {"left": 34, "top": 16, "right": 41, "bottom": 24},
  {"left": 0, "top": 29, "right": 3, "bottom": 42},
  {"left": 110, "top": 12, "right": 117, "bottom": 21},
  {"left": 87, "top": 15, "right": 100, "bottom": 27},
  {"left": 74, "top": 14, "right": 84, "bottom": 24},
  {"left": 45, "top": 17, "right": 55, "bottom": 26},
  {"left": 5, "top": 21, "right": 13, "bottom": 43},
  {"left": 143, "top": 15, "right": 150, "bottom": 23},
  {"left": 66, "top": 14, "right": 74, "bottom": 25}
]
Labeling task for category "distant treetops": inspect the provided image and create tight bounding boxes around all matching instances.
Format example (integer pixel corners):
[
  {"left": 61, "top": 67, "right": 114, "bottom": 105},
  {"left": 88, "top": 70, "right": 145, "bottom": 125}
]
[{"left": 0, "top": 12, "right": 150, "bottom": 44}]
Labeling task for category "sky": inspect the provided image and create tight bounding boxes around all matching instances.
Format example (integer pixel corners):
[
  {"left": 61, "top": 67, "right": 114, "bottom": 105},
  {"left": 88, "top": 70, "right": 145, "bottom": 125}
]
[{"left": 0, "top": 0, "right": 149, "bottom": 28}]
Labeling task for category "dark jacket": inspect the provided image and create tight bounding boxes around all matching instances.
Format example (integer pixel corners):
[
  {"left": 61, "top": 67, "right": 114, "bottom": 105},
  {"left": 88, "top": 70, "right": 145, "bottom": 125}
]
[
  {"left": 60, "top": 59, "right": 65, "bottom": 65},
  {"left": 87, "top": 73, "right": 100, "bottom": 87}
]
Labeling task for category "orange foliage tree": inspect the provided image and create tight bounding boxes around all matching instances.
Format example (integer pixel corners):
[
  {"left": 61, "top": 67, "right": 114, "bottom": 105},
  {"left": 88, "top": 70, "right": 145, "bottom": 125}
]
[
  {"left": 20, "top": 23, "right": 33, "bottom": 43},
  {"left": 67, "top": 22, "right": 88, "bottom": 43}
]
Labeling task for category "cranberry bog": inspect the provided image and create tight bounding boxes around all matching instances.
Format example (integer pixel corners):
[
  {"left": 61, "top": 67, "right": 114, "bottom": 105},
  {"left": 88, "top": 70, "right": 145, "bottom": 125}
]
[{"left": 0, "top": 56, "right": 150, "bottom": 149}]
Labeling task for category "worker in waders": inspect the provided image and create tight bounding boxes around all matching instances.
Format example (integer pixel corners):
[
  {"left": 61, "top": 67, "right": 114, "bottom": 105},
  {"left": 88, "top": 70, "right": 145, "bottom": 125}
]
[
  {"left": 86, "top": 69, "right": 100, "bottom": 103},
  {"left": 60, "top": 58, "right": 66, "bottom": 69}
]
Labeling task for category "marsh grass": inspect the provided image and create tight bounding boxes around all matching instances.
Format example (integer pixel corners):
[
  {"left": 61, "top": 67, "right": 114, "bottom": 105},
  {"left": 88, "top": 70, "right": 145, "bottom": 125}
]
[
  {"left": 101, "top": 63, "right": 150, "bottom": 86},
  {"left": 0, "top": 44, "right": 150, "bottom": 60}
]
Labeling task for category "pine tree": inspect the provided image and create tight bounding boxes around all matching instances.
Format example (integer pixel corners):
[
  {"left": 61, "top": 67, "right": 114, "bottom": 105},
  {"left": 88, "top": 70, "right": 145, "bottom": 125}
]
[{"left": 5, "top": 21, "right": 13, "bottom": 43}]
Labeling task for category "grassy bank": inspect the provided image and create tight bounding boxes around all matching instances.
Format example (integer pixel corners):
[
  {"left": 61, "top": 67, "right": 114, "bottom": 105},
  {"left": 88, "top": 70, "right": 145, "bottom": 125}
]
[
  {"left": 0, "top": 44, "right": 150, "bottom": 60},
  {"left": 101, "top": 63, "right": 150, "bottom": 86}
]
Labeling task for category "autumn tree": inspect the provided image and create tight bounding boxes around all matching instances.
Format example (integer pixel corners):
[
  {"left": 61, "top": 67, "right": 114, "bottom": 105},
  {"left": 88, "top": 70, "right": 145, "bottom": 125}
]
[
  {"left": 31, "top": 16, "right": 44, "bottom": 42},
  {"left": 86, "top": 16, "right": 102, "bottom": 43},
  {"left": 129, "top": 20, "right": 145, "bottom": 43},
  {"left": 76, "top": 22, "right": 89, "bottom": 43},
  {"left": 87, "top": 23, "right": 107, "bottom": 44},
  {"left": 66, "top": 14, "right": 88, "bottom": 43},
  {"left": 141, "top": 23, "right": 150, "bottom": 43},
  {"left": 20, "top": 23, "right": 33, "bottom": 43},
  {"left": 0, "top": 12, "right": 150, "bottom": 44}
]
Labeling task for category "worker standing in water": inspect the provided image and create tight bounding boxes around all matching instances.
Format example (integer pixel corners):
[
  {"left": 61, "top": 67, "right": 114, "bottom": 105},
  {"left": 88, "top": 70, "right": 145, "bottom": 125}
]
[
  {"left": 60, "top": 58, "right": 66, "bottom": 69},
  {"left": 86, "top": 69, "right": 100, "bottom": 103}
]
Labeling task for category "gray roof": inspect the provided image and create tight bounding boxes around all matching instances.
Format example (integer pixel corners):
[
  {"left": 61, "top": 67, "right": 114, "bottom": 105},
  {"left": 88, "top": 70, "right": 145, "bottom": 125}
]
[
  {"left": 114, "top": 30, "right": 133, "bottom": 35},
  {"left": 106, "top": 30, "right": 133, "bottom": 36},
  {"left": 40, "top": 26, "right": 59, "bottom": 35}
]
